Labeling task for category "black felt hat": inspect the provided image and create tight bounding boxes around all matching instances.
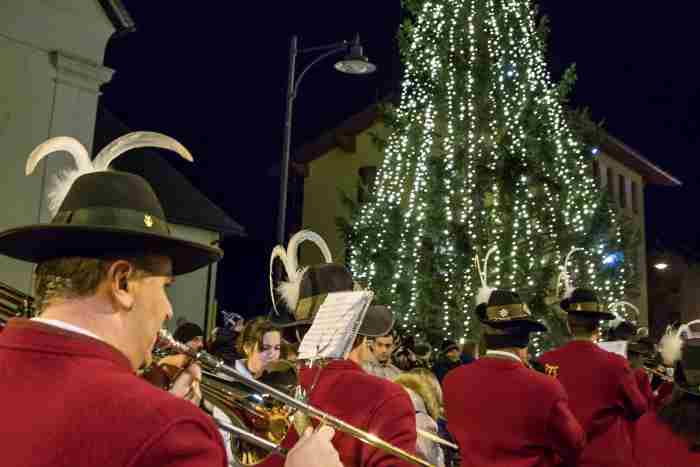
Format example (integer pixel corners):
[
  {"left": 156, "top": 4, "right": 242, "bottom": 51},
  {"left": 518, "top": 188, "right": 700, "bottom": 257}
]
[
  {"left": 269, "top": 231, "right": 393, "bottom": 341},
  {"left": 476, "top": 289, "right": 547, "bottom": 334},
  {"left": 560, "top": 288, "right": 616, "bottom": 320},
  {"left": 0, "top": 171, "right": 222, "bottom": 275}
]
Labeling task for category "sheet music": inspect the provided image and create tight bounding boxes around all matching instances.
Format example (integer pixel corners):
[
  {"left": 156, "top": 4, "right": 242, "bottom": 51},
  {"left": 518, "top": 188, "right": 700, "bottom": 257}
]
[
  {"left": 598, "top": 340, "right": 628, "bottom": 358},
  {"left": 298, "top": 291, "right": 374, "bottom": 360}
]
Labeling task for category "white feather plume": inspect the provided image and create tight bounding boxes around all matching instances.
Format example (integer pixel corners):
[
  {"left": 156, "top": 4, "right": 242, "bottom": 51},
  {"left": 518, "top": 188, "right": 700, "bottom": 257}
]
[
  {"left": 26, "top": 137, "right": 94, "bottom": 217},
  {"left": 659, "top": 324, "right": 687, "bottom": 366},
  {"left": 47, "top": 168, "right": 91, "bottom": 217},
  {"left": 269, "top": 230, "right": 333, "bottom": 315},
  {"left": 25, "top": 132, "right": 194, "bottom": 218},
  {"left": 277, "top": 267, "right": 307, "bottom": 312}
]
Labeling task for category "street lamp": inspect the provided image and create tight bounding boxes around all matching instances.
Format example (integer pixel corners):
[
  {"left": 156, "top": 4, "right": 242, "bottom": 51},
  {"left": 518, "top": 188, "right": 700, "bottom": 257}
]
[{"left": 276, "top": 34, "right": 376, "bottom": 245}]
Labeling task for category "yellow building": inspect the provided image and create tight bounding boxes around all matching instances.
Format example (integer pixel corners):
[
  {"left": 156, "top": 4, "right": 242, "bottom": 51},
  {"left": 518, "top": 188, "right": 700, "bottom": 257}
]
[{"left": 296, "top": 103, "right": 680, "bottom": 326}]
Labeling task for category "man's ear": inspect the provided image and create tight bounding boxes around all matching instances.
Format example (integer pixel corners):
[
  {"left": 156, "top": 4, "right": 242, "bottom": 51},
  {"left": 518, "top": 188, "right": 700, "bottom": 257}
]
[{"left": 107, "top": 260, "right": 137, "bottom": 311}]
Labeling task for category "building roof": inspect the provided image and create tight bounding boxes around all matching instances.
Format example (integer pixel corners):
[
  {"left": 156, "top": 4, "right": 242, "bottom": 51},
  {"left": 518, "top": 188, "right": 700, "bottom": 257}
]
[
  {"left": 294, "top": 101, "right": 681, "bottom": 187},
  {"left": 93, "top": 107, "right": 246, "bottom": 237},
  {"left": 599, "top": 136, "right": 681, "bottom": 187},
  {"left": 97, "top": 0, "right": 136, "bottom": 35}
]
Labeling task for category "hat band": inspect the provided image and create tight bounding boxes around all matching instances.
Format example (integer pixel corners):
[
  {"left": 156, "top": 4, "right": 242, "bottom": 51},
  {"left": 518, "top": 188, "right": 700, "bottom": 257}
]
[
  {"left": 53, "top": 207, "right": 170, "bottom": 236},
  {"left": 568, "top": 301, "right": 603, "bottom": 313},
  {"left": 486, "top": 303, "right": 530, "bottom": 321},
  {"left": 296, "top": 293, "right": 328, "bottom": 321}
]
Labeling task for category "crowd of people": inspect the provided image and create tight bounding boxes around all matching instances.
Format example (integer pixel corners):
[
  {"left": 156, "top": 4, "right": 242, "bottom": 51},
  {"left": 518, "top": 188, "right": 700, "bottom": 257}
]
[{"left": 0, "top": 133, "right": 699, "bottom": 467}]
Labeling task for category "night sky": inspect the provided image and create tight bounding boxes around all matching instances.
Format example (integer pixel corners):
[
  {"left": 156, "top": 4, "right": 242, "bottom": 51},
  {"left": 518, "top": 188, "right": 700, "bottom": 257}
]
[{"left": 101, "top": 2, "right": 698, "bottom": 317}]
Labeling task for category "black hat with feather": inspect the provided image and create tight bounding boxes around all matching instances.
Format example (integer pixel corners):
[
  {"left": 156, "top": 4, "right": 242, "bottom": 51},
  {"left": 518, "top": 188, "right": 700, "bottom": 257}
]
[
  {"left": 474, "top": 246, "right": 547, "bottom": 349},
  {"left": 268, "top": 230, "right": 393, "bottom": 342},
  {"left": 0, "top": 132, "right": 222, "bottom": 275}
]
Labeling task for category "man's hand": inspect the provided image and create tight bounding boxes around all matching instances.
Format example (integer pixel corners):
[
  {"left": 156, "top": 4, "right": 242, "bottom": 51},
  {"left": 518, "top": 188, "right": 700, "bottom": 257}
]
[
  {"left": 168, "top": 361, "right": 203, "bottom": 406},
  {"left": 285, "top": 426, "right": 343, "bottom": 467}
]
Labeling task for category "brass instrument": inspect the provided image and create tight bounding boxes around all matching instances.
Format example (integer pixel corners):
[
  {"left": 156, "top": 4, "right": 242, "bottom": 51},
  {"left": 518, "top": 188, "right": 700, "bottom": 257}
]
[
  {"left": 200, "top": 363, "right": 298, "bottom": 465},
  {"left": 157, "top": 330, "right": 435, "bottom": 467},
  {"left": 643, "top": 364, "right": 673, "bottom": 383}
]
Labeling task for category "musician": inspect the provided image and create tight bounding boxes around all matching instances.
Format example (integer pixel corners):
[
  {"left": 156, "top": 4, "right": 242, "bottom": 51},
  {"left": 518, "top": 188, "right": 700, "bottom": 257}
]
[
  {"left": 0, "top": 136, "right": 346, "bottom": 467},
  {"left": 174, "top": 321, "right": 205, "bottom": 351},
  {"left": 443, "top": 289, "right": 585, "bottom": 466},
  {"left": 627, "top": 338, "right": 656, "bottom": 406},
  {"left": 631, "top": 321, "right": 700, "bottom": 466},
  {"left": 268, "top": 232, "right": 417, "bottom": 467},
  {"left": 364, "top": 330, "right": 402, "bottom": 380},
  {"left": 394, "top": 370, "right": 445, "bottom": 466},
  {"left": 538, "top": 288, "right": 647, "bottom": 467},
  {"left": 235, "top": 317, "right": 282, "bottom": 379}
]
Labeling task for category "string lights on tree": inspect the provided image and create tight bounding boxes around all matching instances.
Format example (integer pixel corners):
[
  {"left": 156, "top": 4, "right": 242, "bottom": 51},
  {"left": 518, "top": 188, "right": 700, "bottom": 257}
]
[{"left": 347, "top": 0, "right": 635, "bottom": 352}]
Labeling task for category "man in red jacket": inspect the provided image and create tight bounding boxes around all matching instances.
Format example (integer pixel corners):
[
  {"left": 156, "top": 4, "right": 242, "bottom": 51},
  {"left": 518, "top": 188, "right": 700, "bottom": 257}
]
[
  {"left": 268, "top": 236, "right": 418, "bottom": 467},
  {"left": 539, "top": 288, "right": 647, "bottom": 467},
  {"left": 0, "top": 136, "right": 343, "bottom": 467},
  {"left": 631, "top": 321, "right": 700, "bottom": 466},
  {"left": 444, "top": 289, "right": 585, "bottom": 467}
]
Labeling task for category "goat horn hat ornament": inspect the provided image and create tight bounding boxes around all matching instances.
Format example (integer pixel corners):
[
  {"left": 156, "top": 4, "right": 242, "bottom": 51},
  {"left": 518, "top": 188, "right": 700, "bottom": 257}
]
[
  {"left": 268, "top": 230, "right": 393, "bottom": 338},
  {"left": 0, "top": 132, "right": 222, "bottom": 275},
  {"left": 557, "top": 247, "right": 616, "bottom": 321},
  {"left": 473, "top": 245, "right": 547, "bottom": 336}
]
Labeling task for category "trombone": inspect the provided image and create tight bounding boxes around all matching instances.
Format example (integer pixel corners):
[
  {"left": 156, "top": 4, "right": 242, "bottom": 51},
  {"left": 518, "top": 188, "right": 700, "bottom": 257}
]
[{"left": 157, "top": 330, "right": 434, "bottom": 467}]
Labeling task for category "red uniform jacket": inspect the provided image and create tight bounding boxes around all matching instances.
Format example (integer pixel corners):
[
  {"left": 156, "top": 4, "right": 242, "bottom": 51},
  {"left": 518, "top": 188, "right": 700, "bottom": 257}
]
[
  {"left": 443, "top": 356, "right": 585, "bottom": 467},
  {"left": 631, "top": 412, "right": 700, "bottom": 467},
  {"left": 539, "top": 341, "right": 648, "bottom": 467},
  {"left": 654, "top": 381, "right": 674, "bottom": 409},
  {"left": 260, "top": 359, "right": 417, "bottom": 467},
  {"left": 633, "top": 368, "right": 654, "bottom": 407},
  {"left": 0, "top": 319, "right": 227, "bottom": 467}
]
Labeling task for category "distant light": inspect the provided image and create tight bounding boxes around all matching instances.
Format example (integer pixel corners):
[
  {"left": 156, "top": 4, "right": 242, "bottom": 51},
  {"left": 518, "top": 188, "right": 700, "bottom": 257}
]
[
  {"left": 603, "top": 252, "right": 624, "bottom": 266},
  {"left": 459, "top": 337, "right": 465, "bottom": 345},
  {"left": 507, "top": 70, "right": 514, "bottom": 78},
  {"left": 592, "top": 147, "right": 600, "bottom": 155},
  {"left": 654, "top": 262, "right": 669, "bottom": 271}
]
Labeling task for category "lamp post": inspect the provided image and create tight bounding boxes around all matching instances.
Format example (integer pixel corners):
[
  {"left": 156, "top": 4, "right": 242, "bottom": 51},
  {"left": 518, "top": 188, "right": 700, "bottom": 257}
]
[{"left": 276, "top": 34, "right": 376, "bottom": 245}]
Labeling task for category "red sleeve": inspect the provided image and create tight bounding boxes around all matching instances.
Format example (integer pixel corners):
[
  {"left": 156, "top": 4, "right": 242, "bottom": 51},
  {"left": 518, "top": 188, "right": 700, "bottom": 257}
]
[
  {"left": 634, "top": 369, "right": 654, "bottom": 406},
  {"left": 654, "top": 381, "right": 674, "bottom": 409},
  {"left": 363, "top": 392, "right": 418, "bottom": 467},
  {"left": 620, "top": 367, "right": 648, "bottom": 420},
  {"left": 547, "top": 399, "right": 586, "bottom": 464},
  {"left": 130, "top": 418, "right": 228, "bottom": 467}
]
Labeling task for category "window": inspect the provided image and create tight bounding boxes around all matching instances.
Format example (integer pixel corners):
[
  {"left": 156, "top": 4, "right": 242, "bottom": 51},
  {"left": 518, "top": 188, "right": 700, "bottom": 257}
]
[
  {"left": 631, "top": 181, "right": 639, "bottom": 214},
  {"left": 592, "top": 160, "right": 600, "bottom": 187},
  {"left": 618, "top": 174, "right": 626, "bottom": 208},
  {"left": 606, "top": 167, "right": 614, "bottom": 198}
]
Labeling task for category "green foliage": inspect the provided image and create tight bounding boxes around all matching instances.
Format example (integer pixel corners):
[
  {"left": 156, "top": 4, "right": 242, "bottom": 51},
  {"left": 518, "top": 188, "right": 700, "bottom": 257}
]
[{"left": 346, "top": 0, "right": 637, "bottom": 352}]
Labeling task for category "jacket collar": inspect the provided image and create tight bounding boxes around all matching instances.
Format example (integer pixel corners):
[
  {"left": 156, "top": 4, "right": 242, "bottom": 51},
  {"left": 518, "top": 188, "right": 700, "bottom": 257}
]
[{"left": 0, "top": 318, "right": 132, "bottom": 371}]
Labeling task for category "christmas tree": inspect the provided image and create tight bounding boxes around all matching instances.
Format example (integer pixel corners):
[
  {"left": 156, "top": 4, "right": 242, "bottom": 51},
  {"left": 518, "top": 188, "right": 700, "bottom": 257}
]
[{"left": 347, "top": 0, "right": 637, "bottom": 354}]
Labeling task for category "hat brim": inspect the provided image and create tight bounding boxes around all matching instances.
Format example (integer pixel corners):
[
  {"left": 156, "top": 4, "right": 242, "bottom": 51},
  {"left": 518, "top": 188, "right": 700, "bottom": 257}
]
[
  {"left": 0, "top": 224, "right": 222, "bottom": 276},
  {"left": 269, "top": 308, "right": 312, "bottom": 329},
  {"left": 564, "top": 309, "right": 617, "bottom": 321},
  {"left": 269, "top": 302, "right": 394, "bottom": 338},
  {"left": 482, "top": 317, "right": 548, "bottom": 334}
]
